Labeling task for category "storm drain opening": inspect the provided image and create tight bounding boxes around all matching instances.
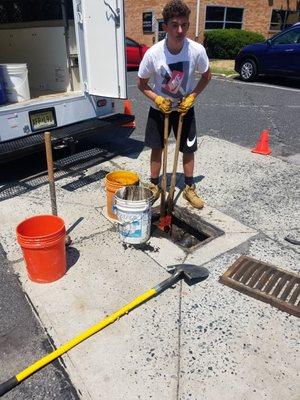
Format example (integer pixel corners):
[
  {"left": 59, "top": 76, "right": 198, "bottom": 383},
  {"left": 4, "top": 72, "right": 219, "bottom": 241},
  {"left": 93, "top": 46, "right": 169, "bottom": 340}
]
[
  {"left": 151, "top": 206, "right": 224, "bottom": 253},
  {"left": 220, "top": 255, "right": 300, "bottom": 318}
]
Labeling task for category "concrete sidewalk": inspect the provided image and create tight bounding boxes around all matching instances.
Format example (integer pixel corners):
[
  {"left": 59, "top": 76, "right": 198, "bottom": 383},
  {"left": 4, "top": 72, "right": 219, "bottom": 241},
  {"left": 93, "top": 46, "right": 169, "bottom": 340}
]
[{"left": 0, "top": 136, "right": 299, "bottom": 399}]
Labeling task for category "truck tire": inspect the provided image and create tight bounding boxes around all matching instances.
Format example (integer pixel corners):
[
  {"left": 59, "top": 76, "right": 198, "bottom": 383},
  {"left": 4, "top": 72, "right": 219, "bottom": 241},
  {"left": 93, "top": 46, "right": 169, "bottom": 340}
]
[{"left": 239, "top": 59, "right": 257, "bottom": 82}]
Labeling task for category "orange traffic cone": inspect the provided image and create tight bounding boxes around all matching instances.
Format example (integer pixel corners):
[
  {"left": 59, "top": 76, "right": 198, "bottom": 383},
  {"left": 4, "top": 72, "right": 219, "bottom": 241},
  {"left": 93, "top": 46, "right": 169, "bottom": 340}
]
[
  {"left": 251, "top": 129, "right": 271, "bottom": 155},
  {"left": 123, "top": 99, "right": 136, "bottom": 128}
]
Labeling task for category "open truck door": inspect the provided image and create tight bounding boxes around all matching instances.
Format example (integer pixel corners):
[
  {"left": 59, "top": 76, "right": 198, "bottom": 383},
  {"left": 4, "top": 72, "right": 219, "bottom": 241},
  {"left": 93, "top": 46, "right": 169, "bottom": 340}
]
[
  {"left": 0, "top": 0, "right": 132, "bottom": 163},
  {"left": 79, "top": 0, "right": 127, "bottom": 99}
]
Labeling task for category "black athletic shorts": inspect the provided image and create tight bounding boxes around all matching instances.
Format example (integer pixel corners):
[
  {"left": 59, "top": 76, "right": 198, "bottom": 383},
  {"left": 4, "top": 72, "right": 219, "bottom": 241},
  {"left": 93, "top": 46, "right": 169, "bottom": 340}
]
[{"left": 145, "top": 107, "right": 197, "bottom": 153}]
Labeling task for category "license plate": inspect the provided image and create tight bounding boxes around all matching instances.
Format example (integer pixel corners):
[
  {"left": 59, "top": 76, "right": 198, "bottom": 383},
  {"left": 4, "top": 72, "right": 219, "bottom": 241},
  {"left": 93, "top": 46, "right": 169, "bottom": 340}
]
[{"left": 29, "top": 108, "right": 57, "bottom": 132}]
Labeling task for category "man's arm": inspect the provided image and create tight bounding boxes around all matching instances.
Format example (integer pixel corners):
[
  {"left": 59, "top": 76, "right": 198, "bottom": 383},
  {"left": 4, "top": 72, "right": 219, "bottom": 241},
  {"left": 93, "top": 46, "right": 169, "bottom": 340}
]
[
  {"left": 190, "top": 67, "right": 212, "bottom": 98},
  {"left": 137, "top": 78, "right": 172, "bottom": 113},
  {"left": 176, "top": 68, "right": 212, "bottom": 113},
  {"left": 137, "top": 77, "right": 157, "bottom": 102}
]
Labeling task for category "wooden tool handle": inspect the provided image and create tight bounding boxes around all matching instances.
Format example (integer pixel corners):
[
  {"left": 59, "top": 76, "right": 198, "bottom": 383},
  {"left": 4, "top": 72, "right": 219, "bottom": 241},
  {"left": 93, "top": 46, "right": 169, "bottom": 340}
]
[
  {"left": 44, "top": 132, "right": 57, "bottom": 216},
  {"left": 44, "top": 132, "right": 54, "bottom": 183},
  {"left": 167, "top": 113, "right": 185, "bottom": 214},
  {"left": 160, "top": 113, "right": 169, "bottom": 216}
]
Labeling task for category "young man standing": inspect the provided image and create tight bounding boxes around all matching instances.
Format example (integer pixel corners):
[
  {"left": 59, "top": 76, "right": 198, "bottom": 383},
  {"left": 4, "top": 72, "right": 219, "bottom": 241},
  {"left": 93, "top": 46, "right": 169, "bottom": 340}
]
[{"left": 137, "top": 0, "right": 211, "bottom": 209}]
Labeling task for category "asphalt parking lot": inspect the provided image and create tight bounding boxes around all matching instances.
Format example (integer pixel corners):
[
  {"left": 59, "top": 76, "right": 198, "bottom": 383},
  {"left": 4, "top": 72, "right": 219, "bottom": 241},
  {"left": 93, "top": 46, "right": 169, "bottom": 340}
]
[{"left": 124, "top": 72, "right": 300, "bottom": 164}]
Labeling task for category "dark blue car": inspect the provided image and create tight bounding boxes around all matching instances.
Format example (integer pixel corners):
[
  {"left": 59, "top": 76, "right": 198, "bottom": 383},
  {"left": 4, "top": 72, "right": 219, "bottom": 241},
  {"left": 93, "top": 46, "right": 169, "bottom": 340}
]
[{"left": 235, "top": 23, "right": 300, "bottom": 81}]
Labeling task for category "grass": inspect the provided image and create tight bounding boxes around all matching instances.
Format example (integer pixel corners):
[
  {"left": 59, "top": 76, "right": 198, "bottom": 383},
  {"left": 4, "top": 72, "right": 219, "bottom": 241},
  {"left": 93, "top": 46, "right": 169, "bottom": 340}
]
[{"left": 210, "top": 59, "right": 237, "bottom": 76}]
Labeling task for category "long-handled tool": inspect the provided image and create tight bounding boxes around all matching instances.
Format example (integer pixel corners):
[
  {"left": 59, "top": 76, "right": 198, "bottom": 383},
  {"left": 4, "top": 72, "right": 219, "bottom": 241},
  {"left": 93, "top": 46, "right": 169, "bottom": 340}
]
[
  {"left": 158, "top": 113, "right": 170, "bottom": 230},
  {"left": 44, "top": 132, "right": 71, "bottom": 246},
  {"left": 44, "top": 131, "right": 57, "bottom": 216},
  {"left": 0, "top": 264, "right": 209, "bottom": 397},
  {"left": 159, "top": 113, "right": 185, "bottom": 232}
]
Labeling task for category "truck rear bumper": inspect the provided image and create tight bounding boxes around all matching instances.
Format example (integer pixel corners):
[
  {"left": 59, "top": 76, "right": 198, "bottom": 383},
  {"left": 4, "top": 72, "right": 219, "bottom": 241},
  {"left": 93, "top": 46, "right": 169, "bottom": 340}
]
[{"left": 0, "top": 113, "right": 134, "bottom": 164}]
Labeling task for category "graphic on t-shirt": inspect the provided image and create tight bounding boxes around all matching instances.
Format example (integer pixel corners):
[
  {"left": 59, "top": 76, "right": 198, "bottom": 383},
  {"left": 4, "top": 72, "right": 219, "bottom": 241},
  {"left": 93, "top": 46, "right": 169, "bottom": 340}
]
[
  {"left": 160, "top": 61, "right": 189, "bottom": 98},
  {"left": 162, "top": 70, "right": 184, "bottom": 94}
]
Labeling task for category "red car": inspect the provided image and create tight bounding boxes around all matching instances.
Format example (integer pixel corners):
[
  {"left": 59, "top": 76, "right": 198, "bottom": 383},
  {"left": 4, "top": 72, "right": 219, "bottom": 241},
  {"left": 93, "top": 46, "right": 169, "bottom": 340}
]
[{"left": 126, "top": 37, "right": 149, "bottom": 68}]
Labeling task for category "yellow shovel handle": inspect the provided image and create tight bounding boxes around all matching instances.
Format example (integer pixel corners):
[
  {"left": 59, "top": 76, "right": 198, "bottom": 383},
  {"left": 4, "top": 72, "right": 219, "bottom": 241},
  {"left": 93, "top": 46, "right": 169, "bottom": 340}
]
[{"left": 0, "top": 288, "right": 157, "bottom": 395}]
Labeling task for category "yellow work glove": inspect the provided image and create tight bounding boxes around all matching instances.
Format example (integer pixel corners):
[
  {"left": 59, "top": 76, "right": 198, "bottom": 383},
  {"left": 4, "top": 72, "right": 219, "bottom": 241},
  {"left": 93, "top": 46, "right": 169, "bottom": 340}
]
[
  {"left": 155, "top": 96, "right": 172, "bottom": 114},
  {"left": 177, "top": 94, "right": 196, "bottom": 114}
]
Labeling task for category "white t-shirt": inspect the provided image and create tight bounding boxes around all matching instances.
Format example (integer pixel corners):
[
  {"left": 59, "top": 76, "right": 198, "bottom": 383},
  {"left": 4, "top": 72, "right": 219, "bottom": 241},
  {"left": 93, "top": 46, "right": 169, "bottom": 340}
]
[{"left": 138, "top": 38, "right": 209, "bottom": 105}]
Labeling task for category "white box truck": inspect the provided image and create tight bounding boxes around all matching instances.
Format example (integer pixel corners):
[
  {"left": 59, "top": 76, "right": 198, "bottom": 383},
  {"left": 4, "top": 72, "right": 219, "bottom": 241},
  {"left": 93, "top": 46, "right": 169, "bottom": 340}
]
[{"left": 0, "top": 0, "right": 132, "bottom": 163}]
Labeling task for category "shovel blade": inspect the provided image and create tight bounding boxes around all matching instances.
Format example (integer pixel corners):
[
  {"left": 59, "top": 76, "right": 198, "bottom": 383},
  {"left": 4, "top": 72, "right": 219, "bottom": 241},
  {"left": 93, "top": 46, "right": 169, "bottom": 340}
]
[
  {"left": 167, "top": 264, "right": 209, "bottom": 281},
  {"left": 158, "top": 214, "right": 172, "bottom": 232}
]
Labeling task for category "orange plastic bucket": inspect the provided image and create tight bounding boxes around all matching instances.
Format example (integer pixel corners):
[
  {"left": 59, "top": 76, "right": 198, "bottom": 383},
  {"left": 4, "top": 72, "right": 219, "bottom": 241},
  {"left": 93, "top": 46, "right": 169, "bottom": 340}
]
[
  {"left": 105, "top": 170, "right": 139, "bottom": 219},
  {"left": 16, "top": 215, "right": 66, "bottom": 283}
]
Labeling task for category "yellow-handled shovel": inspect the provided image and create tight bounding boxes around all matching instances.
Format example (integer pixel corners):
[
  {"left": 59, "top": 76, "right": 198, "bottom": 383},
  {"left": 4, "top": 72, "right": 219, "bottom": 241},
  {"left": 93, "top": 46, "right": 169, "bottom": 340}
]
[{"left": 0, "top": 264, "right": 209, "bottom": 397}]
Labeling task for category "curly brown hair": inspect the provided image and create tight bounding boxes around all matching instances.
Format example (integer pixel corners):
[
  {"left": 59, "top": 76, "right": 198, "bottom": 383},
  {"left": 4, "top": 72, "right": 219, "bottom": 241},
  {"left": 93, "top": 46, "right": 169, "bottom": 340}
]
[{"left": 162, "top": 0, "right": 191, "bottom": 23}]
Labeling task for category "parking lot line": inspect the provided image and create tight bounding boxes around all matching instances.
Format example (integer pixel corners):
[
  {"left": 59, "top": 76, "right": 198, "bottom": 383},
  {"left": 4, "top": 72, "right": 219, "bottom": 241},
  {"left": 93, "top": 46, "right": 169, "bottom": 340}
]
[{"left": 213, "top": 76, "right": 300, "bottom": 92}]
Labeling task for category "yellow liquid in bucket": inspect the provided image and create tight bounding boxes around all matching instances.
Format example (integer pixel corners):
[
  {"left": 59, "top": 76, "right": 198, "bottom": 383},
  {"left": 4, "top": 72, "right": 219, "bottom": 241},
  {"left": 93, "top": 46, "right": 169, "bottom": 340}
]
[{"left": 107, "top": 171, "right": 139, "bottom": 186}]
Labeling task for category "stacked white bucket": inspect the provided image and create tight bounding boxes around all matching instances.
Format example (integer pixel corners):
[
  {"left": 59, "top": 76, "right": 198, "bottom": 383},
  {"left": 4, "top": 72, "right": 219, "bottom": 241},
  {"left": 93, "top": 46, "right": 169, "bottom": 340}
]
[
  {"left": 0, "top": 63, "right": 30, "bottom": 103},
  {"left": 114, "top": 186, "right": 154, "bottom": 244}
]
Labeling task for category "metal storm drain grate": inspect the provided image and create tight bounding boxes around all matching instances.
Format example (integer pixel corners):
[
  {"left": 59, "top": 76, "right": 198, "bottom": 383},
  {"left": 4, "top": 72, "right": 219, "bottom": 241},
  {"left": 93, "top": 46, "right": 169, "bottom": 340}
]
[
  {"left": 220, "top": 256, "right": 300, "bottom": 317},
  {"left": 152, "top": 206, "right": 224, "bottom": 253},
  {"left": 54, "top": 148, "right": 107, "bottom": 169}
]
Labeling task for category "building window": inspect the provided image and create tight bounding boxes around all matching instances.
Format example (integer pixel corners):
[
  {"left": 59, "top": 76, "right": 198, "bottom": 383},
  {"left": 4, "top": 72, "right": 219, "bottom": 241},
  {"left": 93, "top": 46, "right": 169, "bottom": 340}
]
[
  {"left": 157, "top": 19, "right": 166, "bottom": 41},
  {"left": 205, "top": 6, "right": 243, "bottom": 30},
  {"left": 270, "top": 9, "right": 300, "bottom": 31}
]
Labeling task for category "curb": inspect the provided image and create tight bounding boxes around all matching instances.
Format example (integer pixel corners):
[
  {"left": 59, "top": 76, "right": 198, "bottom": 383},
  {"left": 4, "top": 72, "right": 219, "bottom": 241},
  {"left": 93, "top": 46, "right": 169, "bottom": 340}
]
[{"left": 211, "top": 72, "right": 239, "bottom": 78}]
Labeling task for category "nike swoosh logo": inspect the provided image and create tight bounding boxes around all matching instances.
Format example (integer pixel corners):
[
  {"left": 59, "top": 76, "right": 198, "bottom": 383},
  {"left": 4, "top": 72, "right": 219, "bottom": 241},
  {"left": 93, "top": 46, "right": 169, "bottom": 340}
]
[{"left": 187, "top": 136, "right": 196, "bottom": 147}]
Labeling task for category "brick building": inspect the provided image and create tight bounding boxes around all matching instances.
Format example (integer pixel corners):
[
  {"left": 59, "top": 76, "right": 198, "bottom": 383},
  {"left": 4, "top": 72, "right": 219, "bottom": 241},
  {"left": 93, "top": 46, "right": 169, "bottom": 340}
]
[{"left": 125, "top": 0, "right": 300, "bottom": 46}]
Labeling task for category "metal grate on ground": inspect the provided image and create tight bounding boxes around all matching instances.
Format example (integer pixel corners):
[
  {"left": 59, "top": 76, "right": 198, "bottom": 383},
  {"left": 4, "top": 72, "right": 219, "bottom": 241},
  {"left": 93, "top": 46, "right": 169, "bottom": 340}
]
[
  {"left": 53, "top": 148, "right": 107, "bottom": 169},
  {"left": 220, "top": 256, "right": 300, "bottom": 317}
]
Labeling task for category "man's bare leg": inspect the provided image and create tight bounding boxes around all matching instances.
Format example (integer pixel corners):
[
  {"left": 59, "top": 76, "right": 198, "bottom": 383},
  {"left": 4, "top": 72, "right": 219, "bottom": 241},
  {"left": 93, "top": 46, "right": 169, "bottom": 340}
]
[{"left": 183, "top": 152, "right": 194, "bottom": 179}]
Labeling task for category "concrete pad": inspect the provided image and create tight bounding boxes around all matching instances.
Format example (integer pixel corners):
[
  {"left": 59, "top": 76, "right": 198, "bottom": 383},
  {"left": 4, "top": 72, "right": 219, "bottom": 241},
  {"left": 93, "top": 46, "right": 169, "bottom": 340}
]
[
  {"left": 0, "top": 195, "right": 47, "bottom": 261},
  {"left": 115, "top": 136, "right": 299, "bottom": 250},
  {"left": 179, "top": 234, "right": 300, "bottom": 400},
  {"left": 103, "top": 144, "right": 258, "bottom": 268},
  {"left": 0, "top": 195, "right": 112, "bottom": 262},
  {"left": 195, "top": 136, "right": 300, "bottom": 242},
  {"left": 143, "top": 234, "right": 186, "bottom": 269},
  {"left": 18, "top": 164, "right": 113, "bottom": 209},
  {"left": 140, "top": 203, "right": 256, "bottom": 269},
  {"left": 14, "top": 229, "right": 180, "bottom": 400},
  {"left": 176, "top": 202, "right": 257, "bottom": 267},
  {"left": 113, "top": 147, "right": 151, "bottom": 184},
  {"left": 1, "top": 134, "right": 299, "bottom": 399}
]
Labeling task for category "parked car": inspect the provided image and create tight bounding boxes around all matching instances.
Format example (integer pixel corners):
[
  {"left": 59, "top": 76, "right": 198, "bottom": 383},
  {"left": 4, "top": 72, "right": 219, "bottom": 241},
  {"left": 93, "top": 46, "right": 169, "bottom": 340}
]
[
  {"left": 126, "top": 37, "right": 149, "bottom": 68},
  {"left": 235, "top": 23, "right": 300, "bottom": 81}
]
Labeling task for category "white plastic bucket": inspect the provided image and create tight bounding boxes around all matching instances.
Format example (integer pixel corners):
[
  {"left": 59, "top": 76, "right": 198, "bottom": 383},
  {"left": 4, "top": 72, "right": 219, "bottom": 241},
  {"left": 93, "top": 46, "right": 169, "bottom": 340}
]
[
  {"left": 0, "top": 63, "right": 30, "bottom": 103},
  {"left": 114, "top": 186, "right": 154, "bottom": 244}
]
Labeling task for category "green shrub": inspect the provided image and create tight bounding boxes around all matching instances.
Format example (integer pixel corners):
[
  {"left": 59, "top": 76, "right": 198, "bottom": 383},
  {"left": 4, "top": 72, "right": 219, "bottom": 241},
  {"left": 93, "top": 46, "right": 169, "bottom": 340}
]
[{"left": 204, "top": 29, "right": 265, "bottom": 59}]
